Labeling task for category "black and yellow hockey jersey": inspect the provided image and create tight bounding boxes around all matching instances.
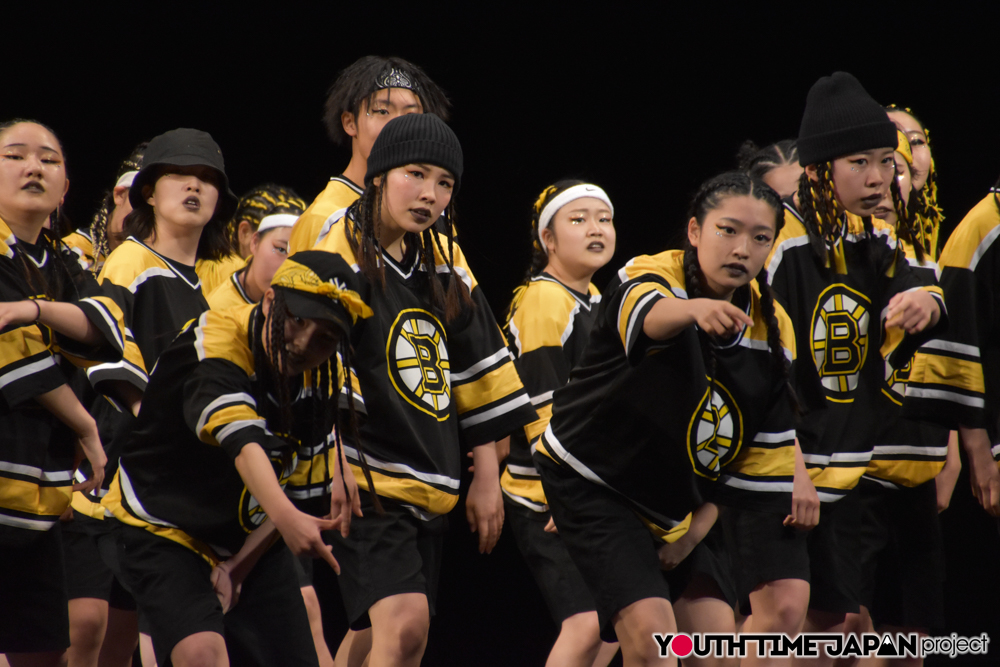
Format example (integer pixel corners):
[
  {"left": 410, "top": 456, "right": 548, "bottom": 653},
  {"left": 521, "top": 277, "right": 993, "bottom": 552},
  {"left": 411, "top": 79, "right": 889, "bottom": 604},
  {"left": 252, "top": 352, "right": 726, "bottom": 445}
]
[
  {"left": 314, "top": 211, "right": 536, "bottom": 518},
  {"left": 500, "top": 274, "right": 601, "bottom": 512},
  {"left": 195, "top": 253, "right": 246, "bottom": 296},
  {"left": 0, "top": 219, "right": 124, "bottom": 540},
  {"left": 867, "top": 238, "right": 948, "bottom": 487},
  {"left": 207, "top": 269, "right": 254, "bottom": 310},
  {"left": 766, "top": 200, "right": 945, "bottom": 501},
  {"left": 62, "top": 228, "right": 102, "bottom": 272},
  {"left": 536, "top": 250, "right": 799, "bottom": 542},
  {"left": 288, "top": 176, "right": 363, "bottom": 255},
  {"left": 73, "top": 236, "right": 211, "bottom": 518},
  {"left": 103, "top": 304, "right": 338, "bottom": 565},
  {"left": 904, "top": 191, "right": 1000, "bottom": 462}
]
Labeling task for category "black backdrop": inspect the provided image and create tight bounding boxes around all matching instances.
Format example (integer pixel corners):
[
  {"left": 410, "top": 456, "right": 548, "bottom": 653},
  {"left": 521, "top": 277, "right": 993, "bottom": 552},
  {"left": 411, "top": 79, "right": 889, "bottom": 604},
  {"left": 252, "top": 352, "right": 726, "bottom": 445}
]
[{"left": 5, "top": 4, "right": 1000, "bottom": 664}]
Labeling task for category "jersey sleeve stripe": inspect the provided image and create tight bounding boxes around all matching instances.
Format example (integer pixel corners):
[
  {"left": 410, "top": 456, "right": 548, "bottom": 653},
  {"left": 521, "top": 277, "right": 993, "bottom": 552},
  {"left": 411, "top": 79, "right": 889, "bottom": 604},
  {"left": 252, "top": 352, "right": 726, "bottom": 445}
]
[
  {"left": 752, "top": 429, "right": 796, "bottom": 444},
  {"left": 459, "top": 393, "right": 531, "bottom": 428},
  {"left": 618, "top": 283, "right": 671, "bottom": 354},
  {"left": 212, "top": 417, "right": 269, "bottom": 447},
  {"left": 0, "top": 354, "right": 57, "bottom": 390},
  {"left": 451, "top": 347, "right": 510, "bottom": 382},
  {"left": 904, "top": 386, "right": 985, "bottom": 408},
  {"left": 920, "top": 339, "right": 980, "bottom": 358},
  {"left": 196, "top": 392, "right": 257, "bottom": 438},
  {"left": 453, "top": 363, "right": 526, "bottom": 414}
]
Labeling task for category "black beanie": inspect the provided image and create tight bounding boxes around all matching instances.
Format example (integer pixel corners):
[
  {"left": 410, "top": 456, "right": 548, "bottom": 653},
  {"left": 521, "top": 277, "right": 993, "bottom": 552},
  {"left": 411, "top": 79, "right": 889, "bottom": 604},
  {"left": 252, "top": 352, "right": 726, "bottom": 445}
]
[
  {"left": 365, "top": 114, "right": 463, "bottom": 192},
  {"left": 797, "top": 72, "right": 897, "bottom": 167}
]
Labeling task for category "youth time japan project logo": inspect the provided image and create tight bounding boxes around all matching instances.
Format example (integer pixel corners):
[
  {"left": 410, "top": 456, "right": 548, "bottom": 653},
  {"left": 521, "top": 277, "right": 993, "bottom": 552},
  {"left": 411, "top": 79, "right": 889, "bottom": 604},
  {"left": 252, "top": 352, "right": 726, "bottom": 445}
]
[{"left": 653, "top": 632, "right": 990, "bottom": 660}]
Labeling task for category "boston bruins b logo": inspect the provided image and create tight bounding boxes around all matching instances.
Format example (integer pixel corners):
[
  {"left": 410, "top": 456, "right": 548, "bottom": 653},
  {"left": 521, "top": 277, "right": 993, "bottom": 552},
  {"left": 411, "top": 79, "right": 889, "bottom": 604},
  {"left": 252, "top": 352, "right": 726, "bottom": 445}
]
[
  {"left": 810, "top": 284, "right": 870, "bottom": 396},
  {"left": 238, "top": 488, "right": 267, "bottom": 531},
  {"left": 687, "top": 379, "right": 743, "bottom": 480},
  {"left": 387, "top": 309, "right": 451, "bottom": 420}
]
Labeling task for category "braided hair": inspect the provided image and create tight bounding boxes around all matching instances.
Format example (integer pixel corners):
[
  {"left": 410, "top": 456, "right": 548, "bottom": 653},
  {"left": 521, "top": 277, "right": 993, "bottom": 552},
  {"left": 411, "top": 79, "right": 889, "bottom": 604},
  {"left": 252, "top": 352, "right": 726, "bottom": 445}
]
[
  {"left": 886, "top": 105, "right": 944, "bottom": 258},
  {"left": 794, "top": 162, "right": 879, "bottom": 270},
  {"left": 346, "top": 174, "right": 472, "bottom": 324},
  {"left": 227, "top": 183, "right": 307, "bottom": 254},
  {"left": 0, "top": 119, "right": 81, "bottom": 302},
  {"left": 90, "top": 142, "right": 147, "bottom": 271},
  {"left": 737, "top": 139, "right": 799, "bottom": 181},
  {"left": 322, "top": 56, "right": 451, "bottom": 146},
  {"left": 251, "top": 290, "right": 383, "bottom": 514},
  {"left": 684, "top": 171, "right": 799, "bottom": 414},
  {"left": 505, "top": 179, "right": 586, "bottom": 325}
]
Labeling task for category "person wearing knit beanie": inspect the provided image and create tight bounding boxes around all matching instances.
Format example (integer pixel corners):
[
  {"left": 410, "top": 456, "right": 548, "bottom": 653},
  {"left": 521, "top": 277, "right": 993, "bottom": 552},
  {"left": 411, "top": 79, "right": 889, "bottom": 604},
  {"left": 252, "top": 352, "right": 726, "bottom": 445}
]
[
  {"left": 758, "top": 72, "right": 945, "bottom": 652},
  {"left": 311, "top": 112, "right": 536, "bottom": 666}
]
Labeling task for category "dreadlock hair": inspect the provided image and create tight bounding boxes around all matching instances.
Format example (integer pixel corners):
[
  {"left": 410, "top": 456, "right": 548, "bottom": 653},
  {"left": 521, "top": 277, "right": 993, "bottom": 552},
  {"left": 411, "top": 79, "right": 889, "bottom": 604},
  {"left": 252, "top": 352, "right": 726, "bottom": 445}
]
[
  {"left": 346, "top": 173, "right": 472, "bottom": 324},
  {"left": 794, "top": 162, "right": 879, "bottom": 270},
  {"left": 322, "top": 56, "right": 451, "bottom": 146},
  {"left": 504, "top": 179, "right": 586, "bottom": 326},
  {"left": 684, "top": 171, "right": 799, "bottom": 414},
  {"left": 887, "top": 157, "right": 926, "bottom": 265},
  {"left": 251, "top": 290, "right": 383, "bottom": 514},
  {"left": 886, "top": 105, "right": 944, "bottom": 257},
  {"left": 121, "top": 165, "right": 234, "bottom": 262},
  {"left": 226, "top": 183, "right": 307, "bottom": 254},
  {"left": 0, "top": 119, "right": 81, "bottom": 302},
  {"left": 90, "top": 142, "right": 147, "bottom": 271},
  {"left": 737, "top": 139, "right": 799, "bottom": 181}
]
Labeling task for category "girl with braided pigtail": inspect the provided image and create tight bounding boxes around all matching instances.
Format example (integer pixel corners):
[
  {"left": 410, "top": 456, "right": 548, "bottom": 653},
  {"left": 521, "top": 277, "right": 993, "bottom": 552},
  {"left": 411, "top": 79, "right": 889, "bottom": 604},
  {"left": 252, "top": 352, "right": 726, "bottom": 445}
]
[
  {"left": 313, "top": 113, "right": 535, "bottom": 667},
  {"left": 764, "top": 73, "right": 945, "bottom": 666},
  {"left": 500, "top": 180, "right": 620, "bottom": 667},
  {"left": 533, "top": 171, "right": 815, "bottom": 667},
  {"left": 886, "top": 106, "right": 944, "bottom": 261}
]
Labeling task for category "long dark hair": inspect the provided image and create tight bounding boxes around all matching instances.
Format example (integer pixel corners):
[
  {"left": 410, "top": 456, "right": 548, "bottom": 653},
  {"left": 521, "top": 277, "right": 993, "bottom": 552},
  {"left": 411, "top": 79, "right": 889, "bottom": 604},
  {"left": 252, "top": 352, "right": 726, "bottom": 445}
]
[
  {"left": 684, "top": 171, "right": 798, "bottom": 414},
  {"left": 346, "top": 174, "right": 472, "bottom": 324},
  {"left": 251, "top": 291, "right": 382, "bottom": 514}
]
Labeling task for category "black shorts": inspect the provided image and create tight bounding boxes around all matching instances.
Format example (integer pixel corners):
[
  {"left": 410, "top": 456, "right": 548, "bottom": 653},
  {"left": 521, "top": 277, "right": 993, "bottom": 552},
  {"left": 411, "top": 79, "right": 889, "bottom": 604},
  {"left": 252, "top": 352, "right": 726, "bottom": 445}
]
[
  {"left": 667, "top": 520, "right": 737, "bottom": 608},
  {"left": 63, "top": 511, "right": 136, "bottom": 609},
  {"left": 326, "top": 494, "right": 447, "bottom": 631},
  {"left": 293, "top": 553, "right": 314, "bottom": 588},
  {"left": 720, "top": 504, "right": 810, "bottom": 614},
  {"left": 505, "top": 497, "right": 597, "bottom": 624},
  {"left": 856, "top": 478, "right": 944, "bottom": 629},
  {"left": 116, "top": 523, "right": 318, "bottom": 667},
  {"left": 806, "top": 486, "right": 863, "bottom": 615},
  {"left": 537, "top": 453, "right": 675, "bottom": 643},
  {"left": 0, "top": 524, "right": 70, "bottom": 653}
]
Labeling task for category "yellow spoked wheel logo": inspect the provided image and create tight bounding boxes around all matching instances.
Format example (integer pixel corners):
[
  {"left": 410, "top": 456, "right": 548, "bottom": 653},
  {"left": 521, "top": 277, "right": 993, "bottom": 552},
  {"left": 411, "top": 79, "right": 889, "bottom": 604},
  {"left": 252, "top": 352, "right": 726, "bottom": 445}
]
[
  {"left": 810, "top": 284, "right": 870, "bottom": 396},
  {"left": 687, "top": 379, "right": 743, "bottom": 480},
  {"left": 387, "top": 309, "right": 451, "bottom": 420}
]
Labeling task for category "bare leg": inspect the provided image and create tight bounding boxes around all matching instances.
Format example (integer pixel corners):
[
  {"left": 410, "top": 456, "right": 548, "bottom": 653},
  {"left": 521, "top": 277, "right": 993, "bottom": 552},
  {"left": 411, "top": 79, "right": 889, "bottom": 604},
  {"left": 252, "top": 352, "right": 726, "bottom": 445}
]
[
  {"left": 366, "top": 593, "right": 429, "bottom": 667},
  {"left": 66, "top": 598, "right": 108, "bottom": 667},
  {"left": 545, "top": 611, "right": 618, "bottom": 667},
  {"left": 169, "top": 631, "right": 228, "bottom": 667},
  {"left": 612, "top": 597, "right": 677, "bottom": 667},
  {"left": 300, "top": 586, "right": 334, "bottom": 667},
  {"left": 744, "top": 579, "right": 809, "bottom": 666},
  {"left": 97, "top": 608, "right": 138, "bottom": 667},
  {"left": 334, "top": 629, "right": 372, "bottom": 667},
  {"left": 673, "top": 574, "right": 737, "bottom": 667}
]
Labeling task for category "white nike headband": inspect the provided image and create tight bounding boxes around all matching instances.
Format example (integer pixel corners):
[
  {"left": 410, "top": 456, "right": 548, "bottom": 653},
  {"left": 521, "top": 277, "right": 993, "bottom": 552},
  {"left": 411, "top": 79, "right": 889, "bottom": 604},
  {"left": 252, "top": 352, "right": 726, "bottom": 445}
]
[
  {"left": 257, "top": 213, "right": 299, "bottom": 233},
  {"left": 538, "top": 184, "right": 614, "bottom": 254}
]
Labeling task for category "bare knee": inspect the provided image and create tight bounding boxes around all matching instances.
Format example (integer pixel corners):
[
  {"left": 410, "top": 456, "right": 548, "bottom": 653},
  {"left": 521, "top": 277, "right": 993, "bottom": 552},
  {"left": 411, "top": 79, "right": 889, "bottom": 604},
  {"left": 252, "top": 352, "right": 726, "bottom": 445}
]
[
  {"left": 370, "top": 595, "right": 429, "bottom": 662},
  {"left": 749, "top": 580, "right": 809, "bottom": 634},
  {"left": 559, "top": 612, "right": 603, "bottom": 653},
  {"left": 171, "top": 631, "right": 228, "bottom": 667},
  {"left": 68, "top": 598, "right": 109, "bottom": 653},
  {"left": 614, "top": 598, "right": 676, "bottom": 664}
]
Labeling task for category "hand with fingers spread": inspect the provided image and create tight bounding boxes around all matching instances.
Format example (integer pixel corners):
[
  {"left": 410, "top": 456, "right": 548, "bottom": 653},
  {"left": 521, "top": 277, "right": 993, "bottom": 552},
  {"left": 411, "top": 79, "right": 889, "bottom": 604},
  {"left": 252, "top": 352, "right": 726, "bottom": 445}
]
[
  {"left": 271, "top": 505, "right": 342, "bottom": 573},
  {"left": 885, "top": 289, "right": 941, "bottom": 334},
  {"left": 466, "top": 442, "right": 504, "bottom": 554}
]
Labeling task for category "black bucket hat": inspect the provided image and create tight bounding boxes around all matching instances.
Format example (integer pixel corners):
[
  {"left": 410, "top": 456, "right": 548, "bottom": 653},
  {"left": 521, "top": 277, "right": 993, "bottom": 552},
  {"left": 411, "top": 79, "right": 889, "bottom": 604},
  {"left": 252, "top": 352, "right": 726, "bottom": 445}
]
[
  {"left": 129, "top": 128, "right": 238, "bottom": 221},
  {"left": 270, "top": 250, "right": 373, "bottom": 336}
]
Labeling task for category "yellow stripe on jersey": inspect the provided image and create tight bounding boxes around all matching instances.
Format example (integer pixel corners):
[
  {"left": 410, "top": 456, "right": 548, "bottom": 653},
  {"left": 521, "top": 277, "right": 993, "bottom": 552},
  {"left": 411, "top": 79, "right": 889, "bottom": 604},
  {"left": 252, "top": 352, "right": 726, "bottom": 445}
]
[
  {"left": 808, "top": 465, "right": 869, "bottom": 491},
  {"left": 194, "top": 306, "right": 256, "bottom": 374},
  {"left": 200, "top": 404, "right": 262, "bottom": 446},
  {"left": 637, "top": 510, "right": 691, "bottom": 544},
  {"left": 912, "top": 353, "right": 985, "bottom": 394},
  {"left": 0, "top": 477, "right": 71, "bottom": 518},
  {"left": 617, "top": 282, "right": 673, "bottom": 348},
  {"left": 288, "top": 178, "right": 363, "bottom": 255},
  {"left": 196, "top": 254, "right": 246, "bottom": 296},
  {"left": 349, "top": 464, "right": 458, "bottom": 515},
  {"left": 729, "top": 445, "right": 796, "bottom": 477},
  {"left": 453, "top": 363, "right": 525, "bottom": 416},
  {"left": 936, "top": 193, "right": 999, "bottom": 270},
  {"left": 865, "top": 459, "right": 945, "bottom": 488},
  {"left": 0, "top": 323, "right": 52, "bottom": 369},
  {"left": 525, "top": 403, "right": 553, "bottom": 444},
  {"left": 499, "top": 468, "right": 547, "bottom": 506},
  {"left": 103, "top": 474, "right": 221, "bottom": 566},
  {"left": 71, "top": 491, "right": 107, "bottom": 520},
  {"left": 509, "top": 284, "right": 575, "bottom": 353}
]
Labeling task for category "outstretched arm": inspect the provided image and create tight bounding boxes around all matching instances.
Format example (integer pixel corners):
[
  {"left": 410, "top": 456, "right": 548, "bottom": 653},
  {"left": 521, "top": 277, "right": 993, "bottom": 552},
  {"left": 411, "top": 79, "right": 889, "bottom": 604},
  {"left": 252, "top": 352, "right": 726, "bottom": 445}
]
[{"left": 0, "top": 299, "right": 102, "bottom": 345}]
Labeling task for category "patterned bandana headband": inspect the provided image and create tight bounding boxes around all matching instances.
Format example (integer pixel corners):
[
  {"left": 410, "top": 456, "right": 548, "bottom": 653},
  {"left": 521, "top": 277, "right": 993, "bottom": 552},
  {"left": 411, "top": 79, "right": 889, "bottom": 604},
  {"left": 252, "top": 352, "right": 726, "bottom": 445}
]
[
  {"left": 537, "top": 184, "right": 614, "bottom": 254},
  {"left": 376, "top": 67, "right": 418, "bottom": 92},
  {"left": 271, "top": 259, "right": 373, "bottom": 324}
]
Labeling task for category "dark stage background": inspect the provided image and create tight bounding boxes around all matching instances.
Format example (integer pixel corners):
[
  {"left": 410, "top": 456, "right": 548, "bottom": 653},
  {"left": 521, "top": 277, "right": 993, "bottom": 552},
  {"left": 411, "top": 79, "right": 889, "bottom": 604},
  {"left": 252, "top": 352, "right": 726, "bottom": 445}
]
[{"left": 5, "top": 4, "right": 1000, "bottom": 665}]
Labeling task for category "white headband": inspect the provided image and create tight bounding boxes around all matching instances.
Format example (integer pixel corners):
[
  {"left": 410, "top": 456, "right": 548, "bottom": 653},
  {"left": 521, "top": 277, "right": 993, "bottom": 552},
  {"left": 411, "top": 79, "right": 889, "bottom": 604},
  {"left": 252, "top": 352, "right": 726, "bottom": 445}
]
[
  {"left": 115, "top": 171, "right": 138, "bottom": 188},
  {"left": 257, "top": 213, "right": 299, "bottom": 233},
  {"left": 538, "top": 184, "right": 614, "bottom": 254}
]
